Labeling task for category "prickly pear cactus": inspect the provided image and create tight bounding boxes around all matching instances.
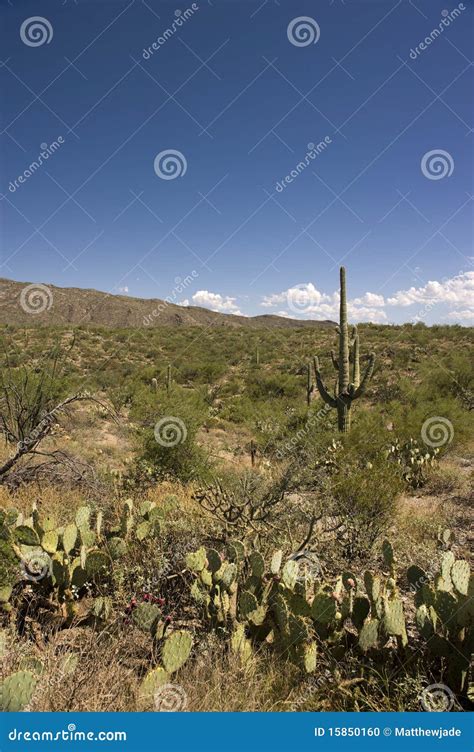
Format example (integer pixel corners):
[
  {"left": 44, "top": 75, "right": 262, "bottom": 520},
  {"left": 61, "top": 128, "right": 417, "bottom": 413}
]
[
  {"left": 138, "top": 666, "right": 169, "bottom": 709},
  {"left": 132, "top": 603, "right": 162, "bottom": 634},
  {"left": 0, "top": 670, "right": 37, "bottom": 711},
  {"left": 359, "top": 619, "right": 379, "bottom": 652},
  {"left": 410, "top": 549, "right": 473, "bottom": 695},
  {"left": 162, "top": 631, "right": 193, "bottom": 674}
]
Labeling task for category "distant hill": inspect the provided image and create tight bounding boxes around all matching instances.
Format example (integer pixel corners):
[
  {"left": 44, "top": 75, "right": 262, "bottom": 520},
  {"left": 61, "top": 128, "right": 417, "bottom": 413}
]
[{"left": 0, "top": 278, "right": 336, "bottom": 330}]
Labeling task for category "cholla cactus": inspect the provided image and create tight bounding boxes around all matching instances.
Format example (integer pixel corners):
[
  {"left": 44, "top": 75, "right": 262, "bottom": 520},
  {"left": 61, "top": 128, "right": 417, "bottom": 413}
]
[{"left": 314, "top": 267, "right": 375, "bottom": 432}]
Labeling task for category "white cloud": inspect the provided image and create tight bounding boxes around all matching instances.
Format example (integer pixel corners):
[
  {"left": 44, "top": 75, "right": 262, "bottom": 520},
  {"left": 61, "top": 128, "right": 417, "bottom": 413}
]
[
  {"left": 352, "top": 292, "right": 385, "bottom": 307},
  {"left": 260, "top": 283, "right": 387, "bottom": 323},
  {"left": 447, "top": 309, "right": 474, "bottom": 321},
  {"left": 276, "top": 310, "right": 290, "bottom": 317},
  {"left": 387, "top": 271, "right": 474, "bottom": 307},
  {"left": 192, "top": 290, "right": 242, "bottom": 316},
  {"left": 347, "top": 305, "right": 387, "bottom": 323},
  {"left": 260, "top": 271, "right": 474, "bottom": 323},
  {"left": 117, "top": 286, "right": 129, "bottom": 294},
  {"left": 261, "top": 283, "right": 330, "bottom": 308},
  {"left": 177, "top": 299, "right": 189, "bottom": 307}
]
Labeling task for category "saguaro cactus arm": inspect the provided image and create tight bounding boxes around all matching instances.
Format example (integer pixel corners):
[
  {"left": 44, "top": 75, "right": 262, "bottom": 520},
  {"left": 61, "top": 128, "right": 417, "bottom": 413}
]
[
  {"left": 352, "top": 328, "right": 360, "bottom": 389},
  {"left": 353, "top": 352, "right": 375, "bottom": 399},
  {"left": 313, "top": 357, "right": 337, "bottom": 408},
  {"left": 330, "top": 350, "right": 339, "bottom": 371}
]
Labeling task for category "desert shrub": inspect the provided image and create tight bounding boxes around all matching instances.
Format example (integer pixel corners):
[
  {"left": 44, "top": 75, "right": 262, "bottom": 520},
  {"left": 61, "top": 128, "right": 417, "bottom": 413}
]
[
  {"left": 329, "top": 458, "right": 403, "bottom": 560},
  {"left": 419, "top": 351, "right": 473, "bottom": 410},
  {"left": 134, "top": 388, "right": 211, "bottom": 482},
  {"left": 387, "top": 394, "right": 470, "bottom": 450},
  {"left": 244, "top": 371, "right": 301, "bottom": 400},
  {"left": 0, "top": 343, "right": 72, "bottom": 445},
  {"left": 177, "top": 360, "right": 226, "bottom": 385}
]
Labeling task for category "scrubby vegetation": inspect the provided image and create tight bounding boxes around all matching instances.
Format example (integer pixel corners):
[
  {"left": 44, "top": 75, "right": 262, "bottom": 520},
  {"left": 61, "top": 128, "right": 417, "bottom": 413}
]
[{"left": 0, "top": 280, "right": 473, "bottom": 712}]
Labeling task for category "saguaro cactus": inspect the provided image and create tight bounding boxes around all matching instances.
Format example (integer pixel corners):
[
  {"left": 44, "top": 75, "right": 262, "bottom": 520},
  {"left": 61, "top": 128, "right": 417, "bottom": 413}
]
[
  {"left": 166, "top": 364, "right": 172, "bottom": 393},
  {"left": 314, "top": 267, "right": 375, "bottom": 432}
]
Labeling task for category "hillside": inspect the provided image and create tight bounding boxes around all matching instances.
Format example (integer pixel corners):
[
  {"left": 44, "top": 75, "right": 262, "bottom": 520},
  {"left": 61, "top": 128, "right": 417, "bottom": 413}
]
[{"left": 0, "top": 278, "right": 335, "bottom": 330}]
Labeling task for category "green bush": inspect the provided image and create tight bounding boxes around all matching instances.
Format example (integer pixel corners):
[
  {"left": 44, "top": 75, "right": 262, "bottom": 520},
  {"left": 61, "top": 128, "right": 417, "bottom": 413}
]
[
  {"left": 330, "top": 457, "right": 403, "bottom": 560},
  {"left": 134, "top": 387, "right": 211, "bottom": 482}
]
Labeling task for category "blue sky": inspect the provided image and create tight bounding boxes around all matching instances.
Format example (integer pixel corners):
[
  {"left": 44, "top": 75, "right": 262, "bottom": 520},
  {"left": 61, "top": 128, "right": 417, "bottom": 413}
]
[{"left": 0, "top": 0, "right": 472, "bottom": 324}]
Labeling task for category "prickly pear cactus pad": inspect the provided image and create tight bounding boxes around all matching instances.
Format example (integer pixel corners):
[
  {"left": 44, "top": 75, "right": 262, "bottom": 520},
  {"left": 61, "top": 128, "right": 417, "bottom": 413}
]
[
  {"left": 186, "top": 547, "right": 207, "bottom": 572},
  {"left": 138, "top": 667, "right": 169, "bottom": 710},
  {"left": 132, "top": 603, "right": 162, "bottom": 634},
  {"left": 0, "top": 670, "right": 37, "bottom": 711},
  {"left": 311, "top": 593, "right": 337, "bottom": 624},
  {"left": 162, "top": 631, "right": 193, "bottom": 674}
]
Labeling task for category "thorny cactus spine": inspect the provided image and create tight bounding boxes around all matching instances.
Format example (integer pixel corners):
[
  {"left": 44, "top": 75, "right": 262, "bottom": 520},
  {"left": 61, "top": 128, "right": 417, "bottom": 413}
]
[{"left": 314, "top": 267, "right": 375, "bottom": 432}]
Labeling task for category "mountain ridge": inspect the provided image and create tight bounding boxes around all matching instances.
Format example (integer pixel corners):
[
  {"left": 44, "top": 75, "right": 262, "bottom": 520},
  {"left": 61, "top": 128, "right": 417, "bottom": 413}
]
[{"left": 0, "top": 277, "right": 336, "bottom": 330}]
